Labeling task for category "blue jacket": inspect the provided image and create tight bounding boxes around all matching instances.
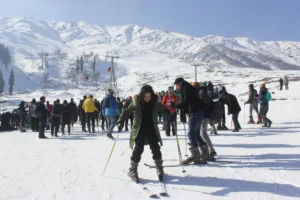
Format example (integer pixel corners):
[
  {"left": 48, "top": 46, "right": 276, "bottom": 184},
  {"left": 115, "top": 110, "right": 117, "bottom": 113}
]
[
  {"left": 258, "top": 87, "right": 268, "bottom": 106},
  {"left": 102, "top": 94, "right": 120, "bottom": 116}
]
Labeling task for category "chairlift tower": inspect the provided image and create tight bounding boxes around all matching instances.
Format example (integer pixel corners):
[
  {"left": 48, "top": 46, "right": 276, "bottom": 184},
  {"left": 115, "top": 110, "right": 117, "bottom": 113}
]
[
  {"left": 192, "top": 64, "right": 201, "bottom": 82},
  {"left": 106, "top": 52, "right": 120, "bottom": 97}
]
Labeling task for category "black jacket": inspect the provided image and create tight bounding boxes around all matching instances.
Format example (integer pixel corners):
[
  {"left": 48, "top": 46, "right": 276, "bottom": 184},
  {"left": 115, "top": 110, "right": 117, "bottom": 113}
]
[
  {"left": 198, "top": 88, "right": 214, "bottom": 118},
  {"left": 69, "top": 101, "right": 77, "bottom": 117},
  {"left": 219, "top": 92, "right": 241, "bottom": 114},
  {"left": 52, "top": 103, "right": 63, "bottom": 117},
  {"left": 176, "top": 81, "right": 203, "bottom": 113},
  {"left": 61, "top": 103, "right": 71, "bottom": 124},
  {"left": 37, "top": 101, "right": 47, "bottom": 120}
]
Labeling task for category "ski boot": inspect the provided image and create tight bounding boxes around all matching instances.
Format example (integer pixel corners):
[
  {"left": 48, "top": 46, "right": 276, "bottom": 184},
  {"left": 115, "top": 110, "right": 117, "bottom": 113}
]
[
  {"left": 217, "top": 123, "right": 223, "bottom": 130},
  {"left": 154, "top": 160, "right": 164, "bottom": 181},
  {"left": 182, "top": 147, "right": 207, "bottom": 165},
  {"left": 128, "top": 160, "right": 139, "bottom": 183},
  {"left": 247, "top": 116, "right": 255, "bottom": 124},
  {"left": 232, "top": 128, "right": 239, "bottom": 132},
  {"left": 262, "top": 122, "right": 268, "bottom": 127},
  {"left": 107, "top": 133, "right": 114, "bottom": 139},
  {"left": 268, "top": 120, "right": 272, "bottom": 128},
  {"left": 222, "top": 124, "right": 229, "bottom": 130}
]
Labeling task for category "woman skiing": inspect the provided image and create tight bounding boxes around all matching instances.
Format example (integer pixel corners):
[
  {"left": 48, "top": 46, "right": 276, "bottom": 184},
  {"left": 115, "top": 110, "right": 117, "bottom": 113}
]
[{"left": 118, "top": 85, "right": 170, "bottom": 183}]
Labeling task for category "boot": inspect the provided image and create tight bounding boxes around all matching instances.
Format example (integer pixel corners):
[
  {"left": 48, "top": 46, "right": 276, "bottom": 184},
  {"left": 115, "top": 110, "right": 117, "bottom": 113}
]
[
  {"left": 268, "top": 120, "right": 272, "bottom": 128},
  {"left": 256, "top": 117, "right": 262, "bottom": 124},
  {"left": 247, "top": 116, "right": 255, "bottom": 124},
  {"left": 128, "top": 160, "right": 139, "bottom": 183},
  {"left": 261, "top": 122, "right": 268, "bottom": 127},
  {"left": 232, "top": 128, "right": 239, "bottom": 132},
  {"left": 222, "top": 124, "right": 229, "bottom": 130},
  {"left": 182, "top": 147, "right": 207, "bottom": 165},
  {"left": 217, "top": 123, "right": 223, "bottom": 130},
  {"left": 154, "top": 160, "right": 164, "bottom": 181},
  {"left": 199, "top": 144, "right": 209, "bottom": 160}
]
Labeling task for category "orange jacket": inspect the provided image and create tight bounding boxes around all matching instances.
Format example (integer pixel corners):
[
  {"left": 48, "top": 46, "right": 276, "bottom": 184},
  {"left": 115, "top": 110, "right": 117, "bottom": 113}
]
[{"left": 162, "top": 93, "right": 178, "bottom": 113}]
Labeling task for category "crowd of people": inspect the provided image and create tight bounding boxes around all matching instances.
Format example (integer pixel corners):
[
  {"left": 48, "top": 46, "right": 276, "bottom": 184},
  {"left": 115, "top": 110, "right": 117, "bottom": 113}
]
[{"left": 0, "top": 77, "right": 274, "bottom": 182}]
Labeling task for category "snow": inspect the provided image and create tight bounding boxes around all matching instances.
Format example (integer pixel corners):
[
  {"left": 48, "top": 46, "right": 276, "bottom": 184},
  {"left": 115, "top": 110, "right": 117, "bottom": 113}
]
[
  {"left": 1, "top": 93, "right": 300, "bottom": 199},
  {"left": 1, "top": 16, "right": 300, "bottom": 199}
]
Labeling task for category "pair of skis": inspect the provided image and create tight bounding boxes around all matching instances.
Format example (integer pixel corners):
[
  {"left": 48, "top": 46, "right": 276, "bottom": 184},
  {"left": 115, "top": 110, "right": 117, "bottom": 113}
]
[
  {"left": 144, "top": 160, "right": 234, "bottom": 169},
  {"left": 133, "top": 180, "right": 167, "bottom": 198}
]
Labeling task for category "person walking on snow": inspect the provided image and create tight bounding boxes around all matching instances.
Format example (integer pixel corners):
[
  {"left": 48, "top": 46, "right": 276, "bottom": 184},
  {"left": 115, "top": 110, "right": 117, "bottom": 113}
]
[
  {"left": 117, "top": 85, "right": 170, "bottom": 183},
  {"left": 82, "top": 95, "right": 98, "bottom": 133},
  {"left": 244, "top": 84, "right": 260, "bottom": 124},
  {"left": 279, "top": 78, "right": 283, "bottom": 91},
  {"left": 257, "top": 83, "right": 272, "bottom": 128},
  {"left": 102, "top": 89, "right": 120, "bottom": 139},
  {"left": 162, "top": 86, "right": 178, "bottom": 136},
  {"left": 283, "top": 76, "right": 289, "bottom": 90}
]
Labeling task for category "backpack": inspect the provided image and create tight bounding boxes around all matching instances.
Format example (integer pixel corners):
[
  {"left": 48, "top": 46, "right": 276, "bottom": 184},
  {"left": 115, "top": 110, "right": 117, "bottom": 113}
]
[
  {"left": 32, "top": 104, "right": 42, "bottom": 118},
  {"left": 266, "top": 92, "right": 272, "bottom": 101},
  {"left": 209, "top": 101, "right": 223, "bottom": 125}
]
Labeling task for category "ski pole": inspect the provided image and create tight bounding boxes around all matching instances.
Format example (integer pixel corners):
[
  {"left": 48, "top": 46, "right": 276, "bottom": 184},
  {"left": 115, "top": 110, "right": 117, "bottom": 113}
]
[
  {"left": 183, "top": 123, "right": 188, "bottom": 157},
  {"left": 102, "top": 134, "right": 120, "bottom": 176},
  {"left": 174, "top": 123, "right": 186, "bottom": 173}
]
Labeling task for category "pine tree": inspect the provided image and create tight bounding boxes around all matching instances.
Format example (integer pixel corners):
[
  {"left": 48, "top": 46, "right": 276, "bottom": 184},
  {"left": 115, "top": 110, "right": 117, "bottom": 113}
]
[
  {"left": 80, "top": 56, "right": 84, "bottom": 72},
  {"left": 8, "top": 69, "right": 14, "bottom": 95},
  {"left": 76, "top": 57, "right": 80, "bottom": 73},
  {"left": 92, "top": 56, "right": 96, "bottom": 72},
  {"left": 0, "top": 70, "right": 5, "bottom": 95}
]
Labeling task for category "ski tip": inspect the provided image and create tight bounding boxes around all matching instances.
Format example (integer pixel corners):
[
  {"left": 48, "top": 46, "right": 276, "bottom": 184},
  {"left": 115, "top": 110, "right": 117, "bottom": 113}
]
[
  {"left": 149, "top": 194, "right": 159, "bottom": 198},
  {"left": 182, "top": 170, "right": 186, "bottom": 173}
]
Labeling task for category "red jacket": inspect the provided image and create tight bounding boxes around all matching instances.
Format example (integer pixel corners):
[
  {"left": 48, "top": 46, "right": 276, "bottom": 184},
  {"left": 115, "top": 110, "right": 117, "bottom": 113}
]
[{"left": 162, "top": 93, "right": 178, "bottom": 113}]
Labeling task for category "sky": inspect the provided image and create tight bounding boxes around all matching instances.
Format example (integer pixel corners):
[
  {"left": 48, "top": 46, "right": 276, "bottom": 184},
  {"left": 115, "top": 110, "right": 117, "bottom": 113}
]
[{"left": 1, "top": 0, "right": 300, "bottom": 41}]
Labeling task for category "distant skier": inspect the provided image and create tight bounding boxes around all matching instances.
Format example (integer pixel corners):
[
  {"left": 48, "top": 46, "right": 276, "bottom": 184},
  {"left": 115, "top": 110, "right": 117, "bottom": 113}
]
[
  {"left": 61, "top": 100, "right": 71, "bottom": 135},
  {"left": 217, "top": 85, "right": 229, "bottom": 130},
  {"left": 117, "top": 85, "right": 170, "bottom": 182},
  {"left": 18, "top": 101, "right": 27, "bottom": 132},
  {"left": 37, "top": 96, "right": 48, "bottom": 139},
  {"left": 244, "top": 84, "right": 259, "bottom": 124},
  {"left": 51, "top": 99, "right": 63, "bottom": 137},
  {"left": 162, "top": 86, "right": 178, "bottom": 136},
  {"left": 69, "top": 98, "right": 78, "bottom": 127},
  {"left": 29, "top": 98, "right": 39, "bottom": 132}
]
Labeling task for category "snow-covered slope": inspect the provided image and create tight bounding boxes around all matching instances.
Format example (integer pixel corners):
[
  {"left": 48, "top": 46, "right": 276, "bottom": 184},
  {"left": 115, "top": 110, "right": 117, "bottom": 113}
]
[{"left": 0, "top": 17, "right": 300, "bottom": 96}]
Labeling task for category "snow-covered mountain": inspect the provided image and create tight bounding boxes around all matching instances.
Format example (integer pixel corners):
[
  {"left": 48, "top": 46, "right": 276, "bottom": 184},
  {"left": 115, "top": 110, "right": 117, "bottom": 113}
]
[{"left": 0, "top": 17, "right": 300, "bottom": 95}]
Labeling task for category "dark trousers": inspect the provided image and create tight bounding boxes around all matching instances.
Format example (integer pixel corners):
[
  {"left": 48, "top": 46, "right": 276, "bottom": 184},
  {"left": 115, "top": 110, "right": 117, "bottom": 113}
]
[
  {"left": 131, "top": 131, "right": 162, "bottom": 162},
  {"left": 62, "top": 123, "right": 71, "bottom": 134},
  {"left": 260, "top": 105, "right": 271, "bottom": 124},
  {"left": 51, "top": 117, "right": 60, "bottom": 136},
  {"left": 31, "top": 117, "right": 39, "bottom": 131},
  {"left": 125, "top": 115, "right": 133, "bottom": 130},
  {"left": 86, "top": 112, "right": 95, "bottom": 132},
  {"left": 39, "top": 119, "right": 46, "bottom": 138},
  {"left": 218, "top": 105, "right": 226, "bottom": 127},
  {"left": 280, "top": 84, "right": 283, "bottom": 91},
  {"left": 81, "top": 114, "right": 86, "bottom": 131},
  {"left": 101, "top": 114, "right": 107, "bottom": 130},
  {"left": 232, "top": 111, "right": 241, "bottom": 130},
  {"left": 166, "top": 112, "right": 177, "bottom": 136}
]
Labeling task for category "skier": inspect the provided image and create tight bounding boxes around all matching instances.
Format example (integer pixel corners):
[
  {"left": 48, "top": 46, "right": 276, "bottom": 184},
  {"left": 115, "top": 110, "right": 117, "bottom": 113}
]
[
  {"left": 217, "top": 85, "right": 229, "bottom": 130},
  {"left": 244, "top": 84, "right": 260, "bottom": 124},
  {"left": 207, "top": 81, "right": 214, "bottom": 99},
  {"left": 61, "top": 100, "right": 71, "bottom": 135},
  {"left": 173, "top": 78, "right": 207, "bottom": 164},
  {"left": 82, "top": 95, "right": 98, "bottom": 133},
  {"left": 51, "top": 99, "right": 63, "bottom": 137},
  {"left": 18, "top": 101, "right": 27, "bottom": 132},
  {"left": 258, "top": 83, "right": 272, "bottom": 128},
  {"left": 102, "top": 89, "right": 119, "bottom": 139},
  {"left": 198, "top": 87, "right": 217, "bottom": 160},
  {"left": 162, "top": 86, "right": 178, "bottom": 136},
  {"left": 218, "top": 86, "right": 241, "bottom": 132},
  {"left": 279, "top": 78, "right": 283, "bottom": 91},
  {"left": 117, "top": 85, "right": 170, "bottom": 182}
]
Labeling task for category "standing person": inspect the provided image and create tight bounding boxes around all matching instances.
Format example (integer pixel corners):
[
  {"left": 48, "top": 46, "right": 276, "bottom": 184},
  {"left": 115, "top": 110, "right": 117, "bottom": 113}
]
[
  {"left": 51, "top": 99, "right": 63, "bottom": 137},
  {"left": 244, "top": 84, "right": 259, "bottom": 124},
  {"left": 94, "top": 98, "right": 101, "bottom": 128},
  {"left": 78, "top": 100, "right": 82, "bottom": 125},
  {"left": 258, "top": 83, "right": 272, "bottom": 128},
  {"left": 61, "top": 100, "right": 71, "bottom": 135},
  {"left": 117, "top": 85, "right": 170, "bottom": 182},
  {"left": 79, "top": 96, "right": 87, "bottom": 132},
  {"left": 29, "top": 98, "right": 39, "bottom": 132},
  {"left": 125, "top": 96, "right": 134, "bottom": 131},
  {"left": 100, "top": 97, "right": 107, "bottom": 131},
  {"left": 82, "top": 95, "right": 98, "bottom": 133},
  {"left": 162, "top": 87, "right": 178, "bottom": 136},
  {"left": 173, "top": 78, "right": 207, "bottom": 164},
  {"left": 198, "top": 88, "right": 217, "bottom": 160},
  {"left": 207, "top": 81, "right": 214, "bottom": 99},
  {"left": 46, "top": 101, "right": 53, "bottom": 130},
  {"left": 218, "top": 88, "right": 241, "bottom": 132},
  {"left": 69, "top": 98, "right": 77, "bottom": 127},
  {"left": 36, "top": 96, "right": 47, "bottom": 139},
  {"left": 217, "top": 85, "right": 228, "bottom": 130},
  {"left": 18, "top": 101, "right": 27, "bottom": 132},
  {"left": 283, "top": 76, "right": 289, "bottom": 90},
  {"left": 102, "top": 89, "right": 119, "bottom": 139},
  {"left": 279, "top": 78, "right": 283, "bottom": 91}
]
